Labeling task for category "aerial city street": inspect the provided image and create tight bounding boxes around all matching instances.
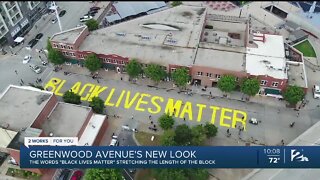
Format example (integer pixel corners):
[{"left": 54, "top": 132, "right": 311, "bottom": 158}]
[{"left": 0, "top": 1, "right": 320, "bottom": 180}]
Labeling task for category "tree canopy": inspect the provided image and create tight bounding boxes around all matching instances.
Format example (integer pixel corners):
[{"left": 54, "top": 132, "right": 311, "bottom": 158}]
[
  {"left": 126, "top": 59, "right": 142, "bottom": 79},
  {"left": 84, "top": 168, "right": 122, "bottom": 180},
  {"left": 144, "top": 64, "right": 167, "bottom": 84},
  {"left": 84, "top": 54, "right": 102, "bottom": 72},
  {"left": 153, "top": 169, "right": 187, "bottom": 180},
  {"left": 48, "top": 49, "right": 65, "bottom": 65},
  {"left": 171, "top": 68, "right": 190, "bottom": 88},
  {"left": 89, "top": 97, "right": 105, "bottom": 114},
  {"left": 46, "top": 37, "right": 52, "bottom": 51},
  {"left": 174, "top": 124, "right": 192, "bottom": 146},
  {"left": 158, "top": 113, "right": 175, "bottom": 130},
  {"left": 171, "top": 1, "right": 182, "bottom": 7},
  {"left": 63, "top": 91, "right": 81, "bottom": 104},
  {"left": 204, "top": 123, "right": 218, "bottom": 138},
  {"left": 283, "top": 85, "right": 305, "bottom": 105},
  {"left": 85, "top": 19, "right": 99, "bottom": 31},
  {"left": 241, "top": 78, "right": 260, "bottom": 96},
  {"left": 191, "top": 125, "right": 207, "bottom": 146},
  {"left": 217, "top": 75, "right": 236, "bottom": 93},
  {"left": 160, "top": 129, "right": 176, "bottom": 146}
]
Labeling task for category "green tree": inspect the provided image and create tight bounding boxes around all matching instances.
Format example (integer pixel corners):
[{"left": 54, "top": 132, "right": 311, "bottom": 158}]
[
  {"left": 85, "top": 19, "right": 99, "bottom": 31},
  {"left": 125, "top": 59, "right": 142, "bottom": 79},
  {"left": 204, "top": 123, "right": 218, "bottom": 138},
  {"left": 241, "top": 78, "right": 260, "bottom": 97},
  {"left": 171, "top": 1, "right": 182, "bottom": 7},
  {"left": 84, "top": 54, "right": 102, "bottom": 72},
  {"left": 283, "top": 85, "right": 305, "bottom": 105},
  {"left": 84, "top": 168, "right": 122, "bottom": 180},
  {"left": 217, "top": 75, "right": 236, "bottom": 94},
  {"left": 47, "top": 37, "right": 52, "bottom": 51},
  {"left": 171, "top": 68, "right": 190, "bottom": 89},
  {"left": 144, "top": 64, "right": 167, "bottom": 84},
  {"left": 48, "top": 49, "right": 65, "bottom": 65},
  {"left": 89, "top": 97, "right": 105, "bottom": 114},
  {"left": 153, "top": 169, "right": 187, "bottom": 180},
  {"left": 158, "top": 113, "right": 175, "bottom": 130},
  {"left": 191, "top": 125, "right": 207, "bottom": 146},
  {"left": 63, "top": 91, "right": 81, "bottom": 104},
  {"left": 174, "top": 124, "right": 192, "bottom": 146},
  {"left": 160, "top": 130, "right": 176, "bottom": 146}
]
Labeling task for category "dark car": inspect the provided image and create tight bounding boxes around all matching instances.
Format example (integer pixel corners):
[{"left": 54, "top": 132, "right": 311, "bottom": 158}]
[
  {"left": 86, "top": 11, "right": 97, "bottom": 16},
  {"left": 59, "top": 10, "right": 66, "bottom": 17},
  {"left": 89, "top": 9, "right": 98, "bottom": 14},
  {"left": 90, "top": 6, "right": 100, "bottom": 11},
  {"left": 70, "top": 170, "right": 84, "bottom": 180},
  {"left": 35, "top": 33, "right": 43, "bottom": 40},
  {"left": 59, "top": 169, "right": 71, "bottom": 180},
  {"left": 27, "top": 39, "right": 38, "bottom": 49}
]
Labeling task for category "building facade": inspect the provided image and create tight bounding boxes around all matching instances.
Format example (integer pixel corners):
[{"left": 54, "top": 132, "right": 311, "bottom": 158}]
[{"left": 0, "top": 1, "right": 46, "bottom": 46}]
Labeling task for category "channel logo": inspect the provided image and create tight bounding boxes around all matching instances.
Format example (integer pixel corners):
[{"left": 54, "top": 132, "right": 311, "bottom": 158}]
[{"left": 290, "top": 149, "right": 309, "bottom": 162}]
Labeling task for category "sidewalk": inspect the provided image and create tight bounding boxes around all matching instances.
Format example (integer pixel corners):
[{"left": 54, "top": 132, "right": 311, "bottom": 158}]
[{"left": 61, "top": 64, "right": 288, "bottom": 108}]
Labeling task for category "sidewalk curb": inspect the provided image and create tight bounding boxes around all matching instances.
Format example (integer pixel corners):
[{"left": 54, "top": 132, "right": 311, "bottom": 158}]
[{"left": 132, "top": 133, "right": 141, "bottom": 146}]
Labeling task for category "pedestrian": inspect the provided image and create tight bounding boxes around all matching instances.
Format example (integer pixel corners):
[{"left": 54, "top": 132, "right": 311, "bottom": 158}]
[
  {"left": 97, "top": 79, "right": 100, "bottom": 83},
  {"left": 39, "top": 78, "right": 42, "bottom": 83},
  {"left": 131, "top": 115, "right": 134, "bottom": 119},
  {"left": 297, "top": 112, "right": 300, "bottom": 117},
  {"left": 39, "top": 55, "right": 42, "bottom": 60},
  {"left": 227, "top": 129, "right": 230, "bottom": 133},
  {"left": 154, "top": 124, "right": 156, "bottom": 128},
  {"left": 114, "top": 114, "right": 116, "bottom": 118},
  {"left": 242, "top": 116, "right": 245, "bottom": 120},
  {"left": 20, "top": 79, "right": 24, "bottom": 84},
  {"left": 20, "top": 82, "right": 23, "bottom": 86},
  {"left": 184, "top": 117, "right": 186, "bottom": 121},
  {"left": 14, "top": 70, "right": 18, "bottom": 75},
  {"left": 151, "top": 121, "right": 153, "bottom": 124},
  {"left": 149, "top": 115, "right": 152, "bottom": 120},
  {"left": 209, "top": 91, "right": 212, "bottom": 95},
  {"left": 121, "top": 77, "right": 123, "bottom": 80},
  {"left": 107, "top": 115, "right": 109, "bottom": 119}
]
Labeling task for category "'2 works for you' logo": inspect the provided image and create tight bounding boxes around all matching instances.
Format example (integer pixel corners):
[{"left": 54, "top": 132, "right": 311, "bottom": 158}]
[{"left": 290, "top": 149, "right": 309, "bottom": 162}]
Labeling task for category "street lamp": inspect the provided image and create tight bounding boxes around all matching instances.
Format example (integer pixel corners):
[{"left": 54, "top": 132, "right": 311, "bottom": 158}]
[{"left": 51, "top": 1, "right": 62, "bottom": 32}]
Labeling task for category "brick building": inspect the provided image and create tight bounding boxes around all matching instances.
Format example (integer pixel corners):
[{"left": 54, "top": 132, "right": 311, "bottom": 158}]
[
  {"left": 0, "top": 85, "right": 108, "bottom": 176},
  {"left": 49, "top": 5, "right": 308, "bottom": 97}
]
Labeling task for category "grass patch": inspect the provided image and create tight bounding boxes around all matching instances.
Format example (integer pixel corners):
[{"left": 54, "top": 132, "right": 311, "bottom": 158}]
[
  {"left": 135, "top": 131, "right": 161, "bottom": 146},
  {"left": 135, "top": 169, "right": 154, "bottom": 180},
  {"left": 294, "top": 40, "right": 317, "bottom": 57},
  {"left": 6, "top": 168, "right": 41, "bottom": 180}
]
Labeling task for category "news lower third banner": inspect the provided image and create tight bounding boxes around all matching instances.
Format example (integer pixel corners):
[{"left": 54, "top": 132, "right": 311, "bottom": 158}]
[{"left": 20, "top": 146, "right": 320, "bottom": 169}]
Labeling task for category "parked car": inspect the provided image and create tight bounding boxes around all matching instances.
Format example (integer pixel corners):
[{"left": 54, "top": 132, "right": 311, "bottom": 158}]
[
  {"left": 59, "top": 169, "right": 71, "bottom": 180},
  {"left": 52, "top": 18, "right": 57, "bottom": 24},
  {"left": 90, "top": 6, "right": 101, "bottom": 11},
  {"left": 80, "top": 15, "right": 93, "bottom": 22},
  {"left": 29, "top": 64, "right": 42, "bottom": 74},
  {"left": 88, "top": 9, "right": 98, "bottom": 14},
  {"left": 70, "top": 170, "right": 84, "bottom": 180},
  {"left": 59, "top": 10, "right": 66, "bottom": 17},
  {"left": 85, "top": 11, "right": 97, "bottom": 17},
  {"left": 35, "top": 33, "right": 43, "bottom": 40},
  {"left": 313, "top": 85, "right": 320, "bottom": 99},
  {"left": 26, "top": 39, "right": 38, "bottom": 49},
  {"left": 23, "top": 55, "right": 31, "bottom": 64}
]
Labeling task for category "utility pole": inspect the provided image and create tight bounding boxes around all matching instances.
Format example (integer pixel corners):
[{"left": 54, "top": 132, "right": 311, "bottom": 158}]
[{"left": 52, "top": 1, "right": 62, "bottom": 32}]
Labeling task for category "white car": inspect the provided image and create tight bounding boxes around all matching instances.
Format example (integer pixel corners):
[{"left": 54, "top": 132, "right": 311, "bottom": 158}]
[
  {"left": 23, "top": 55, "right": 31, "bottom": 64},
  {"left": 109, "top": 139, "right": 119, "bottom": 146},
  {"left": 313, "top": 85, "right": 320, "bottom": 99},
  {"left": 29, "top": 64, "right": 42, "bottom": 74},
  {"left": 80, "top": 15, "right": 93, "bottom": 22}
]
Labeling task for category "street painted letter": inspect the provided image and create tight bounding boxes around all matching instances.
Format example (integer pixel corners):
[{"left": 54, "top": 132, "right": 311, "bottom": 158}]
[
  {"left": 165, "top": 98, "right": 182, "bottom": 117},
  {"left": 88, "top": 86, "right": 107, "bottom": 101},
  {"left": 135, "top": 93, "right": 151, "bottom": 112},
  {"left": 232, "top": 110, "right": 247, "bottom": 130},
  {"left": 196, "top": 104, "right": 206, "bottom": 122},
  {"left": 124, "top": 91, "right": 140, "bottom": 109},
  {"left": 220, "top": 108, "right": 233, "bottom": 128},
  {"left": 210, "top": 106, "right": 220, "bottom": 124},
  {"left": 104, "top": 88, "right": 116, "bottom": 107},
  {"left": 79, "top": 83, "right": 95, "bottom": 101},
  {"left": 179, "top": 101, "right": 193, "bottom": 120},
  {"left": 148, "top": 96, "right": 164, "bottom": 114},
  {"left": 70, "top": 82, "right": 82, "bottom": 94}
]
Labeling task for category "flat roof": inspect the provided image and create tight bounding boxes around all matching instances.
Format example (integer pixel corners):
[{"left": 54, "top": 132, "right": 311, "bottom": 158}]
[
  {"left": 7, "top": 127, "right": 42, "bottom": 150},
  {"left": 0, "top": 85, "right": 53, "bottom": 132},
  {"left": 42, "top": 103, "right": 91, "bottom": 137},
  {"left": 243, "top": 121, "right": 320, "bottom": 180},
  {"left": 247, "top": 33, "right": 285, "bottom": 58},
  {"left": 79, "top": 5, "right": 206, "bottom": 66},
  {"left": 195, "top": 48, "right": 245, "bottom": 71},
  {"left": 246, "top": 54, "right": 287, "bottom": 79},
  {"left": 51, "top": 26, "right": 87, "bottom": 44},
  {"left": 0, "top": 128, "right": 17, "bottom": 148},
  {"left": 78, "top": 114, "right": 106, "bottom": 146},
  {"left": 287, "top": 63, "right": 308, "bottom": 88}
]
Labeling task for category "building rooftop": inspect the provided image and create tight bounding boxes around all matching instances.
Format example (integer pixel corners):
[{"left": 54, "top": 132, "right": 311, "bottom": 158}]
[
  {"left": 285, "top": 20, "right": 300, "bottom": 30},
  {"left": 113, "top": 1, "right": 166, "bottom": 19},
  {"left": 287, "top": 62, "right": 308, "bottom": 88},
  {"left": 80, "top": 5, "right": 206, "bottom": 66},
  {"left": 0, "top": 128, "right": 17, "bottom": 149},
  {"left": 246, "top": 33, "right": 287, "bottom": 79},
  {"left": 0, "top": 85, "right": 52, "bottom": 132},
  {"left": 7, "top": 127, "right": 42, "bottom": 150},
  {"left": 194, "top": 48, "right": 245, "bottom": 71},
  {"left": 51, "top": 26, "right": 87, "bottom": 44},
  {"left": 42, "top": 102, "right": 91, "bottom": 137},
  {"left": 243, "top": 121, "right": 320, "bottom": 180},
  {"left": 78, "top": 114, "right": 106, "bottom": 146}
]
